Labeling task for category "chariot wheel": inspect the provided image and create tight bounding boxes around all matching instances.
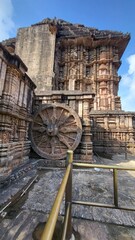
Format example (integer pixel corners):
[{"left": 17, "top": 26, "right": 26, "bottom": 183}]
[{"left": 30, "top": 103, "right": 82, "bottom": 160}]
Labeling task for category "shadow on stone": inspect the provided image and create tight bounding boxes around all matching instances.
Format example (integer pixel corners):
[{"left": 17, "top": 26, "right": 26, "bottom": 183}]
[{"left": 32, "top": 220, "right": 81, "bottom": 240}]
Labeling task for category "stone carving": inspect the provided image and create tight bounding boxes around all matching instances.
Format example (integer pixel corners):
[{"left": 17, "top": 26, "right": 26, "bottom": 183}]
[
  {"left": 1, "top": 18, "right": 135, "bottom": 170},
  {"left": 0, "top": 43, "right": 36, "bottom": 181},
  {"left": 31, "top": 103, "right": 82, "bottom": 160},
  {"left": 33, "top": 92, "right": 94, "bottom": 161}
]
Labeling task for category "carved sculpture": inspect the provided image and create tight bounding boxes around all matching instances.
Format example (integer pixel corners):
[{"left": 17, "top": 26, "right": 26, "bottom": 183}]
[{"left": 31, "top": 103, "right": 82, "bottom": 159}]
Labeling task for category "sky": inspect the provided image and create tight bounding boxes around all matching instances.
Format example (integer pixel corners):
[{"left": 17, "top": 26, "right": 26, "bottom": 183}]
[{"left": 0, "top": 0, "right": 135, "bottom": 111}]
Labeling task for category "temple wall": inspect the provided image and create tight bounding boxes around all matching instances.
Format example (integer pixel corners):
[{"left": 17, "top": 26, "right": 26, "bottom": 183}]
[
  {"left": 34, "top": 92, "right": 94, "bottom": 162},
  {"left": 2, "top": 19, "right": 134, "bottom": 161},
  {"left": 15, "top": 24, "right": 56, "bottom": 94},
  {"left": 0, "top": 44, "right": 36, "bottom": 181},
  {"left": 90, "top": 112, "right": 135, "bottom": 154},
  {"left": 53, "top": 39, "right": 122, "bottom": 111}
]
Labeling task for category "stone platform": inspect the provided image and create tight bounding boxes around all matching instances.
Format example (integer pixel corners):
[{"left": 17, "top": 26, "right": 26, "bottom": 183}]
[{"left": 0, "top": 154, "right": 135, "bottom": 239}]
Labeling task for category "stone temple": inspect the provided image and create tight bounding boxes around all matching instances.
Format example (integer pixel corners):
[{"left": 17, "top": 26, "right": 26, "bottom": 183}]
[{"left": 0, "top": 18, "right": 135, "bottom": 180}]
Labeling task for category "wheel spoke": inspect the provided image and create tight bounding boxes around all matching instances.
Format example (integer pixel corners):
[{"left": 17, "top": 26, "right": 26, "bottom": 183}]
[
  {"left": 34, "top": 132, "right": 44, "bottom": 141},
  {"left": 62, "top": 134, "right": 76, "bottom": 141},
  {"left": 34, "top": 121, "right": 43, "bottom": 126},
  {"left": 50, "top": 138, "right": 55, "bottom": 155},
  {"left": 63, "top": 120, "right": 76, "bottom": 127},
  {"left": 56, "top": 136, "right": 63, "bottom": 153},
  {"left": 52, "top": 106, "right": 57, "bottom": 120},
  {"left": 59, "top": 127, "right": 77, "bottom": 133},
  {"left": 33, "top": 126, "right": 46, "bottom": 133},
  {"left": 58, "top": 114, "right": 72, "bottom": 127},
  {"left": 57, "top": 108, "right": 64, "bottom": 122},
  {"left": 38, "top": 134, "right": 48, "bottom": 147},
  {"left": 58, "top": 133, "right": 71, "bottom": 149},
  {"left": 39, "top": 112, "right": 47, "bottom": 124},
  {"left": 45, "top": 108, "right": 51, "bottom": 122}
]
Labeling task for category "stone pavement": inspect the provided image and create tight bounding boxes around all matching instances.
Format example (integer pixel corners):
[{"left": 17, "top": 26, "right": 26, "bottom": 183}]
[
  {"left": 23, "top": 168, "right": 135, "bottom": 226},
  {"left": 1, "top": 210, "right": 135, "bottom": 240},
  {"left": 73, "top": 218, "right": 135, "bottom": 240},
  {"left": 0, "top": 153, "right": 135, "bottom": 239}
]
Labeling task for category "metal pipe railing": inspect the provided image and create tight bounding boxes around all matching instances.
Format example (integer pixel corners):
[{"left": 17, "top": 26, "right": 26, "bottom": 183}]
[
  {"left": 61, "top": 202, "right": 71, "bottom": 240},
  {"left": 41, "top": 150, "right": 73, "bottom": 240},
  {"left": 72, "top": 200, "right": 135, "bottom": 211},
  {"left": 73, "top": 162, "right": 135, "bottom": 211},
  {"left": 73, "top": 162, "right": 135, "bottom": 171},
  {"left": 113, "top": 169, "right": 118, "bottom": 207},
  {"left": 41, "top": 150, "right": 135, "bottom": 240},
  {"left": 64, "top": 151, "right": 72, "bottom": 239}
]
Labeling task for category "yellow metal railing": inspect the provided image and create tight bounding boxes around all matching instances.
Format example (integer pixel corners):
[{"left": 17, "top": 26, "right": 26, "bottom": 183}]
[
  {"left": 41, "top": 150, "right": 73, "bottom": 240},
  {"left": 41, "top": 150, "right": 135, "bottom": 239},
  {"left": 73, "top": 162, "right": 135, "bottom": 211}
]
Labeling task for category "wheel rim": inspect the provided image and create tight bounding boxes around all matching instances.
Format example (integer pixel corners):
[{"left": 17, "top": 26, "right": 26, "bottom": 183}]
[{"left": 30, "top": 103, "right": 82, "bottom": 160}]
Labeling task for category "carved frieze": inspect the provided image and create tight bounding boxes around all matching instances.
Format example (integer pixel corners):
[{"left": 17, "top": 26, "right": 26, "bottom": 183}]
[{"left": 0, "top": 44, "right": 36, "bottom": 181}]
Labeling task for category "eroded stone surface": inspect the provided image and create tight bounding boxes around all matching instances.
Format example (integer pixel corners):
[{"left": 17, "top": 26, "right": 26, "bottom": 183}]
[
  {"left": 0, "top": 154, "right": 135, "bottom": 239},
  {"left": 0, "top": 43, "right": 36, "bottom": 181},
  {"left": 23, "top": 155, "right": 135, "bottom": 226}
]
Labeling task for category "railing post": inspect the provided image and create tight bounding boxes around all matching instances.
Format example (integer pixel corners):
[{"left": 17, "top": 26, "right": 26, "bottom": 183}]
[
  {"left": 113, "top": 169, "right": 118, "bottom": 208},
  {"left": 65, "top": 150, "right": 73, "bottom": 240},
  {"left": 125, "top": 142, "right": 127, "bottom": 160}
]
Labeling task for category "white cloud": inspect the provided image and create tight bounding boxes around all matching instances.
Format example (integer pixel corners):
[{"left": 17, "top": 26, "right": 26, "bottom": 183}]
[
  {"left": 120, "top": 54, "right": 135, "bottom": 111},
  {"left": 0, "top": 0, "right": 15, "bottom": 41}
]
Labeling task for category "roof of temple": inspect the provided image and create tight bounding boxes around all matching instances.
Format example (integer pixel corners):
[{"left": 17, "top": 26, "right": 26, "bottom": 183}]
[
  {"left": 32, "top": 18, "right": 130, "bottom": 58},
  {"left": 33, "top": 18, "right": 127, "bottom": 38},
  {"left": 1, "top": 18, "right": 130, "bottom": 58}
]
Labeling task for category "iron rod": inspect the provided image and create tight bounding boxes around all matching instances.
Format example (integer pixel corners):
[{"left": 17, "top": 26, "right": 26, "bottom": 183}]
[
  {"left": 73, "top": 163, "right": 135, "bottom": 171},
  {"left": 41, "top": 150, "right": 73, "bottom": 240},
  {"left": 61, "top": 203, "right": 71, "bottom": 240},
  {"left": 41, "top": 165, "right": 71, "bottom": 240},
  {"left": 72, "top": 200, "right": 115, "bottom": 208},
  {"left": 113, "top": 169, "right": 118, "bottom": 207},
  {"left": 65, "top": 150, "right": 73, "bottom": 240},
  {"left": 72, "top": 200, "right": 135, "bottom": 211}
]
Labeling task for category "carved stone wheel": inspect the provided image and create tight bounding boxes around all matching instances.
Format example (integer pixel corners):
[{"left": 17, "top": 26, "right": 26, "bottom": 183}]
[{"left": 31, "top": 103, "right": 82, "bottom": 160}]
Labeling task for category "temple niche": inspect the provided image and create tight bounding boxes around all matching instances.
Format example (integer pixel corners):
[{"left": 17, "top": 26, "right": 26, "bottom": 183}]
[{"left": 0, "top": 18, "right": 135, "bottom": 179}]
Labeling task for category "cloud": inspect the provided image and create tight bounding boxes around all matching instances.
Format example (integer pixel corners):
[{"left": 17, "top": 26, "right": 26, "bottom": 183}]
[
  {"left": 0, "top": 0, "right": 15, "bottom": 41},
  {"left": 120, "top": 54, "right": 135, "bottom": 111}
]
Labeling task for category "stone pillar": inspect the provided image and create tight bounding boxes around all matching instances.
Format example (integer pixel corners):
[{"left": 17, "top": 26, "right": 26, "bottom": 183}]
[
  {"left": 0, "top": 60, "right": 7, "bottom": 96},
  {"left": 79, "top": 98, "right": 93, "bottom": 162}
]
